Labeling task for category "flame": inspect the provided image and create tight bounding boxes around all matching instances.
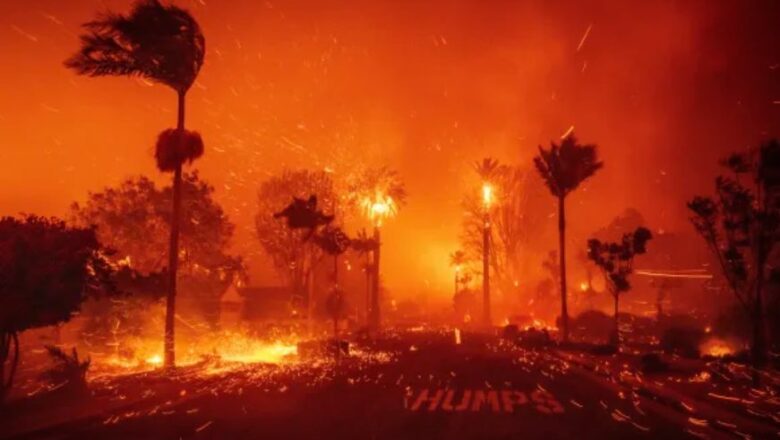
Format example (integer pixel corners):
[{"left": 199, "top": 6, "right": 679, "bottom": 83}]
[
  {"left": 98, "top": 330, "right": 299, "bottom": 374},
  {"left": 482, "top": 183, "right": 493, "bottom": 208},
  {"left": 579, "top": 282, "right": 588, "bottom": 291},
  {"left": 362, "top": 193, "right": 396, "bottom": 227},
  {"left": 145, "top": 354, "right": 163, "bottom": 366},
  {"left": 699, "top": 337, "right": 736, "bottom": 357}
]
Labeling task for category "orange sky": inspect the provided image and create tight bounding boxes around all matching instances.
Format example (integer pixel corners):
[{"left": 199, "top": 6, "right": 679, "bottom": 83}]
[{"left": 0, "top": 0, "right": 778, "bottom": 296}]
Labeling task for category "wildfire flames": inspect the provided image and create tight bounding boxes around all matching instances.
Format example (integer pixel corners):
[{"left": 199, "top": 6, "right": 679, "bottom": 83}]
[
  {"left": 98, "top": 331, "right": 299, "bottom": 374},
  {"left": 699, "top": 337, "right": 738, "bottom": 358}
]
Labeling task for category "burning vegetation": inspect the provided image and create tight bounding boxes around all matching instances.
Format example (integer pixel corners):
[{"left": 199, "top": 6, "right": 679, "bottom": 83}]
[{"left": 1, "top": 0, "right": 780, "bottom": 438}]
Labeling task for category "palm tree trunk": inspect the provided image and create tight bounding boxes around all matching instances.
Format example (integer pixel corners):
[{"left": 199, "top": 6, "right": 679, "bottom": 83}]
[
  {"left": 370, "top": 227, "right": 381, "bottom": 331},
  {"left": 0, "top": 332, "right": 19, "bottom": 402},
  {"left": 613, "top": 294, "right": 620, "bottom": 348},
  {"left": 365, "top": 255, "right": 371, "bottom": 326},
  {"left": 483, "top": 215, "right": 491, "bottom": 326},
  {"left": 752, "top": 246, "right": 767, "bottom": 368},
  {"left": 558, "top": 195, "right": 569, "bottom": 342},
  {"left": 164, "top": 90, "right": 186, "bottom": 369}
]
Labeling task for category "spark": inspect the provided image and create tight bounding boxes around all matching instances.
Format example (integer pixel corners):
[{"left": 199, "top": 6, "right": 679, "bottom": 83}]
[
  {"left": 11, "top": 25, "right": 38, "bottom": 42},
  {"left": 196, "top": 421, "right": 213, "bottom": 432},
  {"left": 635, "top": 269, "right": 712, "bottom": 279},
  {"left": 577, "top": 24, "right": 593, "bottom": 52},
  {"left": 561, "top": 125, "right": 574, "bottom": 139},
  {"left": 42, "top": 13, "right": 63, "bottom": 26}
]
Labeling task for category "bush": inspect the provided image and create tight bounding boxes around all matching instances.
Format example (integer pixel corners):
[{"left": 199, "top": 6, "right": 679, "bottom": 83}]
[
  {"left": 640, "top": 353, "right": 669, "bottom": 374},
  {"left": 660, "top": 327, "right": 704, "bottom": 358},
  {"left": 517, "top": 328, "right": 552, "bottom": 349},
  {"left": 41, "top": 346, "right": 90, "bottom": 392},
  {"left": 570, "top": 310, "right": 613, "bottom": 342}
]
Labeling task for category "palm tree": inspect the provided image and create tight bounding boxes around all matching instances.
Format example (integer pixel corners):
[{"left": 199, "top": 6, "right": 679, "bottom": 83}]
[
  {"left": 65, "top": 0, "right": 206, "bottom": 369},
  {"left": 472, "top": 158, "right": 502, "bottom": 325},
  {"left": 350, "top": 229, "right": 378, "bottom": 323},
  {"left": 534, "top": 135, "right": 603, "bottom": 342},
  {"left": 347, "top": 167, "right": 407, "bottom": 331},
  {"left": 473, "top": 157, "right": 502, "bottom": 182}
]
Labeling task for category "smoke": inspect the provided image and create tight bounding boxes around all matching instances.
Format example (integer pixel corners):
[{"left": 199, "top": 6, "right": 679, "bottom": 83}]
[{"left": 0, "top": 0, "right": 777, "bottom": 299}]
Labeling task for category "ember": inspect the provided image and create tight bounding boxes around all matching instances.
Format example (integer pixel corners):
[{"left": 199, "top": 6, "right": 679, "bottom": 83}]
[{"left": 1, "top": 1, "right": 779, "bottom": 439}]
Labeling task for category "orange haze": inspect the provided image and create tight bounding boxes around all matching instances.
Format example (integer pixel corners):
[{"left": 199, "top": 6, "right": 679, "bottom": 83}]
[{"left": 0, "top": 0, "right": 778, "bottom": 298}]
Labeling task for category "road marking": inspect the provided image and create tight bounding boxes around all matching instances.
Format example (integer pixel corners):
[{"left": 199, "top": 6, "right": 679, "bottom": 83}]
[{"left": 408, "top": 388, "right": 564, "bottom": 414}]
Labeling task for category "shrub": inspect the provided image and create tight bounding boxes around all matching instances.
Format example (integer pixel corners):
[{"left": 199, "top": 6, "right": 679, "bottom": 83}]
[
  {"left": 41, "top": 346, "right": 90, "bottom": 392},
  {"left": 660, "top": 326, "right": 704, "bottom": 358}
]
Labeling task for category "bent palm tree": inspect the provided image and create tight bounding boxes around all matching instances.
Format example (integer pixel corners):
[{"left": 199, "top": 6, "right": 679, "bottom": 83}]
[
  {"left": 65, "top": 0, "right": 205, "bottom": 369},
  {"left": 534, "top": 134, "right": 602, "bottom": 342}
]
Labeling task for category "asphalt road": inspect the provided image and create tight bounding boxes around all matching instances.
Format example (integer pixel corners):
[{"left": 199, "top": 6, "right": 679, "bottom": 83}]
[{"left": 7, "top": 331, "right": 734, "bottom": 439}]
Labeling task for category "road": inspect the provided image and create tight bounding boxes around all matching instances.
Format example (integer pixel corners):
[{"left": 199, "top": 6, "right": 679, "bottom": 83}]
[{"left": 3, "top": 330, "right": 755, "bottom": 439}]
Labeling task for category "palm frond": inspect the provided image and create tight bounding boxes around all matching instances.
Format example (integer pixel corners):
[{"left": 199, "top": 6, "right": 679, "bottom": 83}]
[
  {"left": 534, "top": 133, "right": 603, "bottom": 198},
  {"left": 65, "top": 0, "right": 205, "bottom": 92}
]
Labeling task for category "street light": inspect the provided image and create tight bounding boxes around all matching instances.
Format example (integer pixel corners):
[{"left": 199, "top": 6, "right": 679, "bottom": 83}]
[{"left": 481, "top": 182, "right": 493, "bottom": 326}]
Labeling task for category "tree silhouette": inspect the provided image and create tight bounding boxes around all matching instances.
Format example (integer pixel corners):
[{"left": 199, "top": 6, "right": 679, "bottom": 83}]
[
  {"left": 0, "top": 216, "right": 114, "bottom": 401},
  {"left": 587, "top": 227, "right": 652, "bottom": 348},
  {"left": 350, "top": 229, "right": 378, "bottom": 321},
  {"left": 65, "top": 0, "right": 206, "bottom": 369},
  {"left": 71, "top": 173, "right": 242, "bottom": 335},
  {"left": 257, "top": 170, "right": 337, "bottom": 313},
  {"left": 473, "top": 157, "right": 502, "bottom": 182},
  {"left": 346, "top": 167, "right": 407, "bottom": 330},
  {"left": 449, "top": 250, "right": 469, "bottom": 296},
  {"left": 461, "top": 164, "right": 550, "bottom": 304},
  {"left": 534, "top": 134, "right": 603, "bottom": 342},
  {"left": 314, "top": 226, "right": 351, "bottom": 339},
  {"left": 688, "top": 139, "right": 780, "bottom": 367}
]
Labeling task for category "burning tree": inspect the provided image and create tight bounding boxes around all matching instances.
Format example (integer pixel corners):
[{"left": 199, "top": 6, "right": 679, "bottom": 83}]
[
  {"left": 257, "top": 170, "right": 338, "bottom": 315},
  {"left": 71, "top": 173, "right": 243, "bottom": 339},
  {"left": 688, "top": 139, "right": 780, "bottom": 366},
  {"left": 460, "top": 160, "right": 540, "bottom": 304},
  {"left": 346, "top": 167, "right": 407, "bottom": 331},
  {"left": 534, "top": 134, "right": 603, "bottom": 342},
  {"left": 66, "top": 0, "right": 207, "bottom": 369},
  {"left": 0, "top": 216, "right": 114, "bottom": 401},
  {"left": 587, "top": 227, "right": 652, "bottom": 348}
]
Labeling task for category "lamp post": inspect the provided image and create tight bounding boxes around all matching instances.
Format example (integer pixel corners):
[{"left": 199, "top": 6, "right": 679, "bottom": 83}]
[{"left": 482, "top": 183, "right": 492, "bottom": 326}]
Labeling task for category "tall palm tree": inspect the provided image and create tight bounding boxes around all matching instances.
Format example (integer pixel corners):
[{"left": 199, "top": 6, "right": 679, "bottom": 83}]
[
  {"left": 350, "top": 229, "right": 378, "bottom": 323},
  {"left": 473, "top": 157, "right": 502, "bottom": 182},
  {"left": 65, "top": 0, "right": 205, "bottom": 369},
  {"left": 348, "top": 167, "right": 407, "bottom": 331},
  {"left": 534, "top": 135, "right": 603, "bottom": 342},
  {"left": 473, "top": 157, "right": 501, "bottom": 326}
]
